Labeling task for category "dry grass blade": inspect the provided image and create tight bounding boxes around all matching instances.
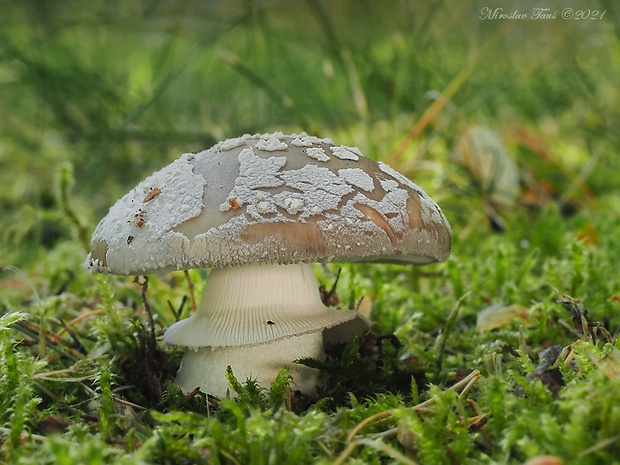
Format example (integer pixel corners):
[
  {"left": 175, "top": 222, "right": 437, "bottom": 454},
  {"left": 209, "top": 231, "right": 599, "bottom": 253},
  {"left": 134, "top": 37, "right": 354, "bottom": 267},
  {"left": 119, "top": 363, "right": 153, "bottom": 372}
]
[
  {"left": 34, "top": 366, "right": 96, "bottom": 382},
  {"left": 0, "top": 427, "right": 47, "bottom": 442},
  {"left": 388, "top": 24, "right": 511, "bottom": 167},
  {"left": 57, "top": 309, "right": 103, "bottom": 336},
  {"left": 356, "top": 438, "right": 419, "bottom": 465},
  {"left": 578, "top": 435, "right": 620, "bottom": 457},
  {"left": 14, "top": 320, "right": 84, "bottom": 362},
  {"left": 335, "top": 370, "right": 482, "bottom": 463}
]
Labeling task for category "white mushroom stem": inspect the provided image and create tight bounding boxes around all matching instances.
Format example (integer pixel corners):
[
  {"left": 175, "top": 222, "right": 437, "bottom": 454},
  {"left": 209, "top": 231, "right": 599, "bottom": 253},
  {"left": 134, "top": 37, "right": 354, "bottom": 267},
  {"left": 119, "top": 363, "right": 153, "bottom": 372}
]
[
  {"left": 175, "top": 334, "right": 324, "bottom": 396},
  {"left": 164, "top": 263, "right": 367, "bottom": 396}
]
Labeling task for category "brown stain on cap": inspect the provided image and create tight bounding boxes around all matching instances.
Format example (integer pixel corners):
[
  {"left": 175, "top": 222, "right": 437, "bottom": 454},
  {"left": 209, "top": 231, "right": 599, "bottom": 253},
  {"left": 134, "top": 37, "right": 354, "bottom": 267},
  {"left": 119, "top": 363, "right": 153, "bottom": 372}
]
[
  {"left": 354, "top": 203, "right": 399, "bottom": 245},
  {"left": 406, "top": 194, "right": 425, "bottom": 231},
  {"left": 241, "top": 221, "right": 327, "bottom": 256},
  {"left": 406, "top": 194, "right": 452, "bottom": 260}
]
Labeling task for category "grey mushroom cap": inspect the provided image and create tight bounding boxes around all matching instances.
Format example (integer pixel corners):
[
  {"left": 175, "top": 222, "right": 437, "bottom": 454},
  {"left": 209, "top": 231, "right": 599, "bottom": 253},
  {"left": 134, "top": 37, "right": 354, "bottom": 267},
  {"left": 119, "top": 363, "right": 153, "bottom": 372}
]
[{"left": 84, "top": 132, "right": 451, "bottom": 275}]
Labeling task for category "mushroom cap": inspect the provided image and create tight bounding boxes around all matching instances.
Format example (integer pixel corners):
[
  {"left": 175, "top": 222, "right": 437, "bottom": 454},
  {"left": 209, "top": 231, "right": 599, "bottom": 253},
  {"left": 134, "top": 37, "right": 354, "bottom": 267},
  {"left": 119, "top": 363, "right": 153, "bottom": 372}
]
[{"left": 85, "top": 132, "right": 451, "bottom": 275}]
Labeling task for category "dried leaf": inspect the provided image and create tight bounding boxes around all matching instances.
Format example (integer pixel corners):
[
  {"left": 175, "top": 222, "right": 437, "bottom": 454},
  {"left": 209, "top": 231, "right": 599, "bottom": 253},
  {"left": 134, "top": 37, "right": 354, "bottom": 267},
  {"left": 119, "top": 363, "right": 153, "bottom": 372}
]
[
  {"left": 476, "top": 303, "right": 529, "bottom": 331},
  {"left": 458, "top": 126, "right": 520, "bottom": 207}
]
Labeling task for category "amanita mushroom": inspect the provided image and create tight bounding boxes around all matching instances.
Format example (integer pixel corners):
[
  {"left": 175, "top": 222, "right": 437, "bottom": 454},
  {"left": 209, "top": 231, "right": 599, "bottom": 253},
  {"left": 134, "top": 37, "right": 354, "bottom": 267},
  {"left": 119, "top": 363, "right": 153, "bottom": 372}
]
[{"left": 84, "top": 132, "right": 451, "bottom": 396}]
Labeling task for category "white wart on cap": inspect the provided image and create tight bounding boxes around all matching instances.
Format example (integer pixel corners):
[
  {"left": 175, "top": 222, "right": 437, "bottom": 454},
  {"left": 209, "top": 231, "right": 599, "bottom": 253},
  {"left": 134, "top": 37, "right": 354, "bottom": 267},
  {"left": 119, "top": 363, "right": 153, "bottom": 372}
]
[{"left": 85, "top": 132, "right": 451, "bottom": 275}]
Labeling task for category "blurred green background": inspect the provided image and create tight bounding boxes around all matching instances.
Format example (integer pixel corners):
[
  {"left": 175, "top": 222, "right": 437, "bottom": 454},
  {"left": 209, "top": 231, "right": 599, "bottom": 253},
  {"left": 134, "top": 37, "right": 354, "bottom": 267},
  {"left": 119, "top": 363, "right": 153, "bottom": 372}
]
[{"left": 0, "top": 0, "right": 618, "bottom": 282}]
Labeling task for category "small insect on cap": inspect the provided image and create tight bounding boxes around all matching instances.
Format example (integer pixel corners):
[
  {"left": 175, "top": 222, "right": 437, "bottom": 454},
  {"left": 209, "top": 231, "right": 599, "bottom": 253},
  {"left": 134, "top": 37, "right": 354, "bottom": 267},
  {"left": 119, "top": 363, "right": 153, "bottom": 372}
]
[{"left": 84, "top": 132, "right": 452, "bottom": 275}]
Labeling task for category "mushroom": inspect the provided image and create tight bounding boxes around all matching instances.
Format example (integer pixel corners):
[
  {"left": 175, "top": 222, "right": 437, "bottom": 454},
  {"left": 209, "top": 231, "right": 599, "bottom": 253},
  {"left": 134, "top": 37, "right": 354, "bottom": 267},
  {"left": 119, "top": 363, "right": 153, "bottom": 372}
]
[{"left": 84, "top": 132, "right": 451, "bottom": 396}]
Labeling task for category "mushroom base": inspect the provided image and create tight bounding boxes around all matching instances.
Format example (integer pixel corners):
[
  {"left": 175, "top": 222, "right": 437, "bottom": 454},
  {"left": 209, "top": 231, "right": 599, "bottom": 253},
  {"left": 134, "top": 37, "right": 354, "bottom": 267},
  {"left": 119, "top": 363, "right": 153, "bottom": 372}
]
[{"left": 174, "top": 332, "right": 324, "bottom": 396}]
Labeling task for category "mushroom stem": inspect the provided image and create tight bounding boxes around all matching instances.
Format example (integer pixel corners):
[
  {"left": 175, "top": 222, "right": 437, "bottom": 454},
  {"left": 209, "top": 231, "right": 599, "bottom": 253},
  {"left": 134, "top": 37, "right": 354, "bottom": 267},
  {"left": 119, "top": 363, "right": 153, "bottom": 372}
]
[
  {"left": 175, "top": 332, "right": 324, "bottom": 396},
  {"left": 164, "top": 262, "right": 368, "bottom": 395}
]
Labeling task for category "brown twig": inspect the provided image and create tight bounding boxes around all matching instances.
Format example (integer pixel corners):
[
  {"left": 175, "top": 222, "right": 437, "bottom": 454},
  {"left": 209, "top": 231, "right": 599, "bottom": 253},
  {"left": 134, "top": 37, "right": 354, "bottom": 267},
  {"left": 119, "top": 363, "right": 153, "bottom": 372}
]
[
  {"left": 134, "top": 276, "right": 155, "bottom": 345},
  {"left": 33, "top": 381, "right": 98, "bottom": 422},
  {"left": 184, "top": 270, "right": 197, "bottom": 313}
]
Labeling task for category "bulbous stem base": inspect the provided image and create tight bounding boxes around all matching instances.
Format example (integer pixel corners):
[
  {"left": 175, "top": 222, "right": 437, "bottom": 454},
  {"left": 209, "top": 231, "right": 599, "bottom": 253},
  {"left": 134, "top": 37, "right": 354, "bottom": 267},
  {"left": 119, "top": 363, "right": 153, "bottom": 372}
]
[{"left": 175, "top": 332, "right": 324, "bottom": 396}]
